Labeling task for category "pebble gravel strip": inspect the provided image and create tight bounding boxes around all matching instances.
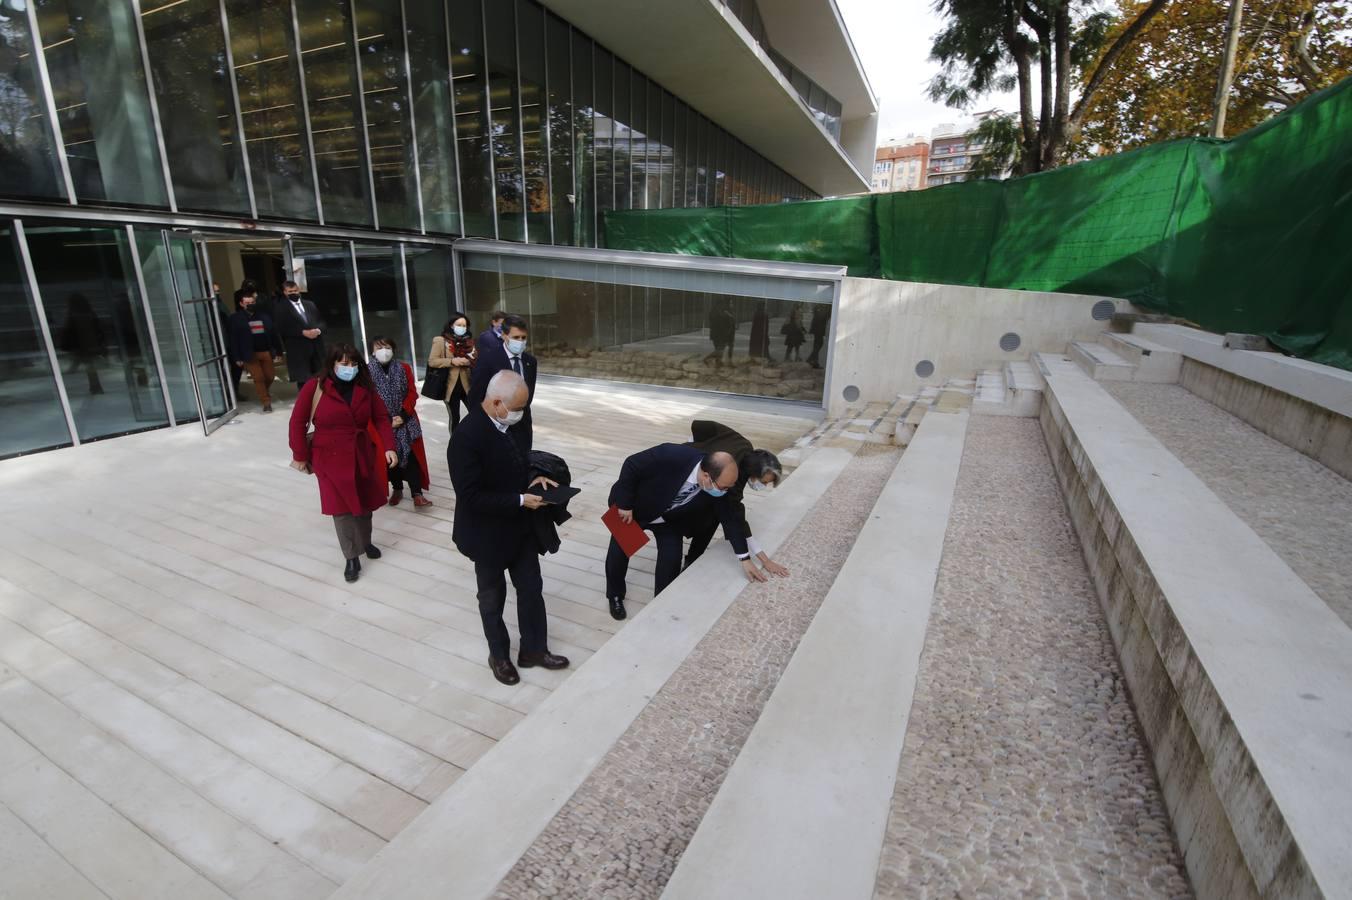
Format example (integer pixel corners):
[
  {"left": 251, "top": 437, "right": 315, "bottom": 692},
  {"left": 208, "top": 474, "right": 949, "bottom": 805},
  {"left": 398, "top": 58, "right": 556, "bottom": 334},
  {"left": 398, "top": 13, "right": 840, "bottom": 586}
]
[
  {"left": 1104, "top": 381, "right": 1352, "bottom": 627},
  {"left": 872, "top": 416, "right": 1191, "bottom": 900},
  {"left": 492, "top": 443, "right": 902, "bottom": 899}
]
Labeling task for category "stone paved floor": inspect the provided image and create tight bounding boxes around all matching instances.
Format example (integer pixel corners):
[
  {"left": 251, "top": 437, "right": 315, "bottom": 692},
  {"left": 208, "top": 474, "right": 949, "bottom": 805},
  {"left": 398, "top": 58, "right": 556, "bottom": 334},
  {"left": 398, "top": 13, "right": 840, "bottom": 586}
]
[
  {"left": 491, "top": 443, "right": 901, "bottom": 900},
  {"left": 873, "top": 417, "right": 1190, "bottom": 900},
  {"left": 1104, "top": 382, "right": 1352, "bottom": 627}
]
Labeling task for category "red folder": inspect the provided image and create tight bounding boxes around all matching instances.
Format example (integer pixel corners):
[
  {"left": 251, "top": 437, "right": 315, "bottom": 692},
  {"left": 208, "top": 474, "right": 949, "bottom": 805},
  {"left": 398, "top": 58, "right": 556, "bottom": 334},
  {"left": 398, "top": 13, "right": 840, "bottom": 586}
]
[{"left": 602, "top": 505, "right": 650, "bottom": 557}]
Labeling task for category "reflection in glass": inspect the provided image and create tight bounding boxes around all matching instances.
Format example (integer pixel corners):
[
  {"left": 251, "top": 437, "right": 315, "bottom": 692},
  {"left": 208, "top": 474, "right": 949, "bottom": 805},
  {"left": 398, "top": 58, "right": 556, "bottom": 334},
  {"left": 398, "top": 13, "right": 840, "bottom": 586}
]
[
  {"left": 0, "top": 10, "right": 64, "bottom": 199},
  {"left": 291, "top": 237, "right": 358, "bottom": 349},
  {"left": 612, "top": 61, "right": 629, "bottom": 211},
  {"left": 34, "top": 0, "right": 168, "bottom": 206},
  {"left": 142, "top": 0, "right": 251, "bottom": 215},
  {"left": 294, "top": 0, "right": 371, "bottom": 226},
  {"left": 593, "top": 46, "right": 613, "bottom": 222},
  {"left": 226, "top": 0, "right": 318, "bottom": 220},
  {"left": 0, "top": 225, "right": 72, "bottom": 457},
  {"left": 405, "top": 0, "right": 460, "bottom": 235},
  {"left": 545, "top": 14, "right": 572, "bottom": 246},
  {"left": 404, "top": 246, "right": 454, "bottom": 378},
  {"left": 485, "top": 0, "right": 523, "bottom": 242},
  {"left": 672, "top": 98, "right": 685, "bottom": 208},
  {"left": 354, "top": 0, "right": 418, "bottom": 231},
  {"left": 134, "top": 230, "right": 202, "bottom": 424},
  {"left": 627, "top": 70, "right": 645, "bottom": 210},
  {"left": 517, "top": 0, "right": 549, "bottom": 243},
  {"left": 571, "top": 31, "right": 594, "bottom": 247},
  {"left": 25, "top": 223, "right": 170, "bottom": 441},
  {"left": 657, "top": 86, "right": 673, "bottom": 208},
  {"left": 694, "top": 114, "right": 708, "bottom": 206},
  {"left": 449, "top": 0, "right": 493, "bottom": 237},
  {"left": 353, "top": 243, "right": 402, "bottom": 358}
]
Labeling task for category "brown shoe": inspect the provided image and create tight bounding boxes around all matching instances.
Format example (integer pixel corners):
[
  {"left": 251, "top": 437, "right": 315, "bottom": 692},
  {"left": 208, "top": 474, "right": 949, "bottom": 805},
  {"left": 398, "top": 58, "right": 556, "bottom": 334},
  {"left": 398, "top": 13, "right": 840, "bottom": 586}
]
[
  {"left": 488, "top": 655, "right": 520, "bottom": 685},
  {"left": 388, "top": 489, "right": 403, "bottom": 507},
  {"left": 518, "top": 649, "right": 569, "bottom": 670},
  {"left": 412, "top": 494, "right": 432, "bottom": 508}
]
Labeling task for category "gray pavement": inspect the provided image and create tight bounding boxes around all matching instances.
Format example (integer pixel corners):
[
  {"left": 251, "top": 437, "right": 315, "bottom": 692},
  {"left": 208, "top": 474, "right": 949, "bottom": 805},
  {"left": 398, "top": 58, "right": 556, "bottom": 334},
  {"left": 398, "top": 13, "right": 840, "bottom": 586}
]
[
  {"left": 872, "top": 416, "right": 1190, "bottom": 900},
  {"left": 1104, "top": 382, "right": 1352, "bottom": 628}
]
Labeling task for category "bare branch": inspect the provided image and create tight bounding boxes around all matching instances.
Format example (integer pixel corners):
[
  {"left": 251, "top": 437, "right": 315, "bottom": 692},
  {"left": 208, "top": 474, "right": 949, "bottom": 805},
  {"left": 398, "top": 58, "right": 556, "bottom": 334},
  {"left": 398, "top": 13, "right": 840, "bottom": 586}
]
[{"left": 1069, "top": 0, "right": 1173, "bottom": 136}]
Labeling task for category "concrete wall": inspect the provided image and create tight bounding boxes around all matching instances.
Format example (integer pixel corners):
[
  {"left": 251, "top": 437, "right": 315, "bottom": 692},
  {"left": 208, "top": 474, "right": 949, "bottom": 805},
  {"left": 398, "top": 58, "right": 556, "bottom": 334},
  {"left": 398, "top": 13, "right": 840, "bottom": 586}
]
[{"left": 826, "top": 277, "right": 1128, "bottom": 415}]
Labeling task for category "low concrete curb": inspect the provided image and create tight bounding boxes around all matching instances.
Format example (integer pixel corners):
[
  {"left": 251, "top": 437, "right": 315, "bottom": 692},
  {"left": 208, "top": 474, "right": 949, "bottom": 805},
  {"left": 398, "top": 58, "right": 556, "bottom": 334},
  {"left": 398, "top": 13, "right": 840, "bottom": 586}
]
[{"left": 662, "top": 410, "right": 970, "bottom": 900}]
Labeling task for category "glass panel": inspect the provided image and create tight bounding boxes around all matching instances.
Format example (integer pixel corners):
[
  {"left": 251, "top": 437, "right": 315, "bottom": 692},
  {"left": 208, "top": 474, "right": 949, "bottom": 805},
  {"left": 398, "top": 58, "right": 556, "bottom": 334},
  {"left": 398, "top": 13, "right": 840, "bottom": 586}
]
[
  {"left": 627, "top": 70, "right": 645, "bottom": 210},
  {"left": 517, "top": 0, "right": 549, "bottom": 243},
  {"left": 0, "top": 224, "right": 72, "bottom": 457},
  {"left": 404, "top": 245, "right": 454, "bottom": 378},
  {"left": 713, "top": 128, "right": 725, "bottom": 206},
  {"left": 354, "top": 0, "right": 418, "bottom": 231},
  {"left": 291, "top": 237, "right": 359, "bottom": 349},
  {"left": 570, "top": 31, "right": 593, "bottom": 247},
  {"left": 26, "top": 223, "right": 170, "bottom": 441},
  {"left": 545, "top": 14, "right": 572, "bottom": 246},
  {"left": 448, "top": 0, "right": 492, "bottom": 237},
  {"left": 353, "top": 242, "right": 402, "bottom": 359},
  {"left": 592, "top": 46, "right": 613, "bottom": 228},
  {"left": 405, "top": 0, "right": 460, "bottom": 234},
  {"left": 693, "top": 113, "right": 707, "bottom": 207},
  {"left": 657, "top": 87, "right": 673, "bottom": 209},
  {"left": 141, "top": 0, "right": 251, "bottom": 215},
  {"left": 0, "top": 10, "right": 65, "bottom": 199},
  {"left": 612, "top": 60, "right": 629, "bottom": 211},
  {"left": 295, "top": 0, "right": 371, "bottom": 226},
  {"left": 225, "top": 0, "right": 318, "bottom": 220},
  {"left": 461, "top": 262, "right": 827, "bottom": 402},
  {"left": 133, "top": 231, "right": 203, "bottom": 424},
  {"left": 34, "top": 0, "right": 168, "bottom": 206},
  {"left": 671, "top": 98, "right": 684, "bottom": 209},
  {"left": 484, "top": 0, "right": 523, "bottom": 242}
]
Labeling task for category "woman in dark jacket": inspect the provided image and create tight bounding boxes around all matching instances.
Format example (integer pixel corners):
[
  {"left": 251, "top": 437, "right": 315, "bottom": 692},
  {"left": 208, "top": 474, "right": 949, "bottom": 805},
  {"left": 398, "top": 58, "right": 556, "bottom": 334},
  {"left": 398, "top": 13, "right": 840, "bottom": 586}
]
[
  {"left": 368, "top": 334, "right": 431, "bottom": 508},
  {"left": 289, "top": 344, "right": 397, "bottom": 582}
]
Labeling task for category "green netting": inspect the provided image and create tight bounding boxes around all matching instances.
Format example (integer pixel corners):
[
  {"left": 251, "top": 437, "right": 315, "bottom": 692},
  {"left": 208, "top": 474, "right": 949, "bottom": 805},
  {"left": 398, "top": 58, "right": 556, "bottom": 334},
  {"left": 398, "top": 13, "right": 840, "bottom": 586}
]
[{"left": 603, "top": 74, "right": 1352, "bottom": 370}]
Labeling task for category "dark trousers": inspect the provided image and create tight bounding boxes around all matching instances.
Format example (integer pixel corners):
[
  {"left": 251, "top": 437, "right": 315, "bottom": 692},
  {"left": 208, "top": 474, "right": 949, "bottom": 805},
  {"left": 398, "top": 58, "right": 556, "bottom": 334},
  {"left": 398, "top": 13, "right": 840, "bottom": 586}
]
[
  {"left": 683, "top": 515, "right": 720, "bottom": 568},
  {"left": 605, "top": 521, "right": 693, "bottom": 600},
  {"left": 445, "top": 380, "right": 469, "bottom": 432},
  {"left": 332, "top": 512, "right": 372, "bottom": 559},
  {"left": 389, "top": 458, "right": 423, "bottom": 494},
  {"left": 807, "top": 333, "right": 825, "bottom": 366},
  {"left": 288, "top": 338, "right": 324, "bottom": 383},
  {"left": 475, "top": 541, "right": 548, "bottom": 660}
]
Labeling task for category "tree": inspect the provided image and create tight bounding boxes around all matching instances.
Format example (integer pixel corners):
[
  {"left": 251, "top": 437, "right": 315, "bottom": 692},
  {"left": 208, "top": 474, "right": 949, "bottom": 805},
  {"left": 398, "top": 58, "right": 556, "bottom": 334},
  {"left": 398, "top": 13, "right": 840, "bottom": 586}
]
[
  {"left": 968, "top": 113, "right": 1024, "bottom": 177},
  {"left": 929, "top": 0, "right": 1173, "bottom": 174},
  {"left": 1078, "top": 1, "right": 1352, "bottom": 154}
]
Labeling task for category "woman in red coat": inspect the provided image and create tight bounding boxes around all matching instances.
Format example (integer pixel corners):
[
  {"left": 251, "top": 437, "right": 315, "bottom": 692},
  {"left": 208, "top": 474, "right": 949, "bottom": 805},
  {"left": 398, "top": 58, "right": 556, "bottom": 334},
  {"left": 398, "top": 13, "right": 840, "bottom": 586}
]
[{"left": 289, "top": 343, "right": 397, "bottom": 583}]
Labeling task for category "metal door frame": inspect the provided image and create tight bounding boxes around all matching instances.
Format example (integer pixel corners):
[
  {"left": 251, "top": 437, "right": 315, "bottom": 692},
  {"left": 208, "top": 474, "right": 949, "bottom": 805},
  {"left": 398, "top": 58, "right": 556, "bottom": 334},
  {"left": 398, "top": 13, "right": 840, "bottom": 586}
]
[{"left": 163, "top": 230, "right": 239, "bottom": 435}]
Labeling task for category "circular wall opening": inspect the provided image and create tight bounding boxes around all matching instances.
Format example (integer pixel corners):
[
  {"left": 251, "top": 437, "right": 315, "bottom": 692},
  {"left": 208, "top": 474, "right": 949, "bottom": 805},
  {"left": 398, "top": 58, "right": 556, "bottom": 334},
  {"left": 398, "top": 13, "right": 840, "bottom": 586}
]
[
  {"left": 915, "top": 359, "right": 935, "bottom": 378},
  {"left": 999, "top": 332, "right": 1022, "bottom": 352},
  {"left": 842, "top": 384, "right": 861, "bottom": 403},
  {"left": 1091, "top": 299, "right": 1116, "bottom": 321}
]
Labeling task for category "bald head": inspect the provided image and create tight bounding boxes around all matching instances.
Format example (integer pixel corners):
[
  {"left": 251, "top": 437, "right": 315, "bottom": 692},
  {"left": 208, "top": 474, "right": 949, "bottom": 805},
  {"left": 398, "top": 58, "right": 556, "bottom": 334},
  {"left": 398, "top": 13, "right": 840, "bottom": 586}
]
[
  {"left": 483, "top": 370, "right": 528, "bottom": 422},
  {"left": 700, "top": 451, "right": 740, "bottom": 491}
]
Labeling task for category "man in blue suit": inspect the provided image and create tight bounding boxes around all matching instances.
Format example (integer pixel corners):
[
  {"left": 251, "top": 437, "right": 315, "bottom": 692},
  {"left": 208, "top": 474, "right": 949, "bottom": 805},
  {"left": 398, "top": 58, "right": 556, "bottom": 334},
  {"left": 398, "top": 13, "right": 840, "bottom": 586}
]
[
  {"left": 604, "top": 444, "right": 767, "bottom": 620},
  {"left": 469, "top": 314, "right": 537, "bottom": 449},
  {"left": 475, "top": 309, "right": 507, "bottom": 361}
]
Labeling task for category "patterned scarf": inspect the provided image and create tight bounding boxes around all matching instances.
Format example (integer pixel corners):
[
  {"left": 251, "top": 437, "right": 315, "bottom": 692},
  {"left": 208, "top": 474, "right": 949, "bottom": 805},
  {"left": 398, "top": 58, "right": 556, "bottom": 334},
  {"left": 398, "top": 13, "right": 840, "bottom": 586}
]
[{"left": 369, "top": 359, "right": 422, "bottom": 466}]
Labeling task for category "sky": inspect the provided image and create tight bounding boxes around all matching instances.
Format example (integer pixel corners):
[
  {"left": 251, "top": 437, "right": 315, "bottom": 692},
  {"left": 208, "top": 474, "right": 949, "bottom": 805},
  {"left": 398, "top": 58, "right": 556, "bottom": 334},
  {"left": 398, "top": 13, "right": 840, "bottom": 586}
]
[{"left": 835, "top": 0, "right": 1023, "bottom": 143}]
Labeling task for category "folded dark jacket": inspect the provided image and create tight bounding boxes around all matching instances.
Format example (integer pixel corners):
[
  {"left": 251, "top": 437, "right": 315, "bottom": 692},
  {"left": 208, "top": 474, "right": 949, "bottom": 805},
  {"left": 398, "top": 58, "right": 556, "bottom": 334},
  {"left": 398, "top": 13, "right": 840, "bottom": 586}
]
[{"left": 527, "top": 450, "right": 574, "bottom": 554}]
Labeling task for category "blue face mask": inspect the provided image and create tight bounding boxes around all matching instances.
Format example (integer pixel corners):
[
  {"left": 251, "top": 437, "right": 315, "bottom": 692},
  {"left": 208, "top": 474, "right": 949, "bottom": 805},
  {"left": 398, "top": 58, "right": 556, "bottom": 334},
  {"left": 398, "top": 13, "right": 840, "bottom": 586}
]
[
  {"left": 506, "top": 338, "right": 527, "bottom": 356},
  {"left": 335, "top": 364, "right": 358, "bottom": 382},
  {"left": 703, "top": 484, "right": 727, "bottom": 498}
]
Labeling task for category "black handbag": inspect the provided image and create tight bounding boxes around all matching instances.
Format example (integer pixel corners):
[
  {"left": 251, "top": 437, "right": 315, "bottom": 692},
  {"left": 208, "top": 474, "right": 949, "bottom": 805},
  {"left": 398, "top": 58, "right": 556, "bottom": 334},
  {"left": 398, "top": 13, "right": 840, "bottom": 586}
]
[{"left": 420, "top": 365, "right": 450, "bottom": 400}]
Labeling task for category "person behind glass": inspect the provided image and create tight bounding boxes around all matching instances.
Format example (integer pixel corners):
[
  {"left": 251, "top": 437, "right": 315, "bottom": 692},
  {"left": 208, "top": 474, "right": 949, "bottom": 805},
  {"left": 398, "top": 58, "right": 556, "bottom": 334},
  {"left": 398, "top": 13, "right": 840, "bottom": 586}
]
[
  {"left": 367, "top": 335, "right": 432, "bottom": 508},
  {"left": 469, "top": 314, "right": 537, "bottom": 449},
  {"left": 704, "top": 299, "right": 736, "bottom": 368},
  {"left": 427, "top": 314, "right": 476, "bottom": 434},
  {"left": 807, "top": 305, "right": 830, "bottom": 369},
  {"left": 449, "top": 369, "right": 569, "bottom": 685},
  {"left": 475, "top": 309, "right": 507, "bottom": 361},
  {"left": 781, "top": 307, "right": 806, "bottom": 362},
  {"left": 226, "top": 288, "right": 283, "bottom": 412},
  {"left": 288, "top": 344, "right": 398, "bottom": 583}
]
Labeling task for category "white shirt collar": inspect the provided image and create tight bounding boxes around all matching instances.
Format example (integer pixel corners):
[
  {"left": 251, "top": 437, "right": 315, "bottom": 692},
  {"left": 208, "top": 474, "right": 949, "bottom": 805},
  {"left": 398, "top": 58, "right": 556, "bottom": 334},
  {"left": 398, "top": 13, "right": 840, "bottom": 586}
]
[
  {"left": 491, "top": 414, "right": 510, "bottom": 434},
  {"left": 685, "top": 463, "right": 701, "bottom": 486}
]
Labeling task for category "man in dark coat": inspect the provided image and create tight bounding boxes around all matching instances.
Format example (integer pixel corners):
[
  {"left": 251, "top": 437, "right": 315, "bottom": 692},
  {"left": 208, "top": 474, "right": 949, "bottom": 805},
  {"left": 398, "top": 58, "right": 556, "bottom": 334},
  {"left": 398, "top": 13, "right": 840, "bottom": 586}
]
[
  {"left": 449, "top": 369, "right": 569, "bottom": 685},
  {"left": 475, "top": 309, "right": 507, "bottom": 361},
  {"left": 469, "top": 314, "right": 537, "bottom": 448},
  {"left": 683, "top": 420, "right": 790, "bottom": 577},
  {"left": 806, "top": 305, "right": 830, "bottom": 368},
  {"left": 273, "top": 280, "right": 327, "bottom": 383},
  {"left": 603, "top": 444, "right": 765, "bottom": 621},
  {"left": 226, "top": 289, "right": 283, "bottom": 411}
]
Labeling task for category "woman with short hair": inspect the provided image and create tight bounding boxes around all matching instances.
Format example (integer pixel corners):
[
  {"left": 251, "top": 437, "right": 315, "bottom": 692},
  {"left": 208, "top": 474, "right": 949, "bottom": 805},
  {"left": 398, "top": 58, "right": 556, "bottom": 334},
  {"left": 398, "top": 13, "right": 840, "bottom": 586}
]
[{"left": 368, "top": 335, "right": 431, "bottom": 508}]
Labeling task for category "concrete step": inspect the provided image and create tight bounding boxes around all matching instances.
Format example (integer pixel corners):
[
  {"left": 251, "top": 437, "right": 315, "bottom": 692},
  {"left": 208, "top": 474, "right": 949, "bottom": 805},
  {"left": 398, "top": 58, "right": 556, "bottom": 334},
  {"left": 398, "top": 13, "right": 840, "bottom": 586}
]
[
  {"left": 972, "top": 361, "right": 1045, "bottom": 418},
  {"left": 662, "top": 410, "right": 971, "bottom": 900},
  {"left": 1098, "top": 331, "right": 1182, "bottom": 382},
  {"left": 778, "top": 406, "right": 863, "bottom": 467},
  {"left": 1038, "top": 353, "right": 1352, "bottom": 899},
  {"left": 1067, "top": 340, "right": 1135, "bottom": 381}
]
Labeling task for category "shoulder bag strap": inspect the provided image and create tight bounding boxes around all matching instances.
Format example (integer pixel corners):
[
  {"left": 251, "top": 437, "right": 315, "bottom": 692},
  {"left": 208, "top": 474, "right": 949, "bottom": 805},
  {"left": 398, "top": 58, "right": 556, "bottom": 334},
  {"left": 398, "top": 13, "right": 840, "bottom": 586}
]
[{"left": 308, "top": 378, "right": 324, "bottom": 430}]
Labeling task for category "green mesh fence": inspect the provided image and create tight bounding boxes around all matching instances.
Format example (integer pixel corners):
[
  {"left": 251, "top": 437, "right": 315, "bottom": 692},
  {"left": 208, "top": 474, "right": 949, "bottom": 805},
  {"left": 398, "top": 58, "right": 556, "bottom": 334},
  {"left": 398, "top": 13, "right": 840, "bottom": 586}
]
[{"left": 604, "top": 75, "right": 1352, "bottom": 370}]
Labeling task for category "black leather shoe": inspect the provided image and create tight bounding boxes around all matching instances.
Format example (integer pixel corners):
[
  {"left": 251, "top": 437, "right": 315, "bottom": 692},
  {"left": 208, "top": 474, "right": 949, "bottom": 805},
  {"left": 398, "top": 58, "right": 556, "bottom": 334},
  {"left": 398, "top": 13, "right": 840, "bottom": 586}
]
[
  {"left": 365, "top": 544, "right": 382, "bottom": 559},
  {"left": 608, "top": 596, "right": 626, "bottom": 621},
  {"left": 518, "top": 650, "right": 569, "bottom": 670},
  {"left": 488, "top": 655, "right": 520, "bottom": 685},
  {"left": 344, "top": 558, "right": 360, "bottom": 582}
]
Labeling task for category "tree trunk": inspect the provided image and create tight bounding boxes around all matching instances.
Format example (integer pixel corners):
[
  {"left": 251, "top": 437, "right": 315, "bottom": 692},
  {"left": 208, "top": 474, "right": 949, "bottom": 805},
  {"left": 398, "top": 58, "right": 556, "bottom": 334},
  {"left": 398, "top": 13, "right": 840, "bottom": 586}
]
[{"left": 1043, "top": 3, "right": 1072, "bottom": 169}]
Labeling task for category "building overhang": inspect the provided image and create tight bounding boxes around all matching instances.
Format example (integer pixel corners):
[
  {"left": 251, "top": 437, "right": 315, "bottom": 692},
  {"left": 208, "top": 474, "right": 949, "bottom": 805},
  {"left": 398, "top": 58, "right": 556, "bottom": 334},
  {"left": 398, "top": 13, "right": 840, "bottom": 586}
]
[{"left": 540, "top": 0, "right": 874, "bottom": 197}]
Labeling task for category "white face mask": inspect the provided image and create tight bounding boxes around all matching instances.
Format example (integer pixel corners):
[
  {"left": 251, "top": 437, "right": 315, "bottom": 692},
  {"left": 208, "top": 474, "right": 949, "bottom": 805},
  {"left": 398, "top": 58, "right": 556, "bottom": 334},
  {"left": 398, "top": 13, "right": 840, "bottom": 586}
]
[
  {"left": 498, "top": 407, "right": 524, "bottom": 427},
  {"left": 749, "top": 479, "right": 770, "bottom": 492},
  {"left": 452, "top": 325, "right": 468, "bottom": 337},
  {"left": 373, "top": 347, "right": 393, "bottom": 364}
]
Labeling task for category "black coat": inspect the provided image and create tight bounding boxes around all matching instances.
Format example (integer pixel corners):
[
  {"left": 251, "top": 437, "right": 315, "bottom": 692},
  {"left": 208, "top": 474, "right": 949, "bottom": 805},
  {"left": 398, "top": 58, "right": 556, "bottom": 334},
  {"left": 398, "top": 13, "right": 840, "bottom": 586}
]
[
  {"left": 449, "top": 406, "right": 535, "bottom": 568},
  {"left": 527, "top": 450, "right": 575, "bottom": 555},
  {"left": 687, "top": 420, "right": 756, "bottom": 540},
  {"left": 608, "top": 443, "right": 748, "bottom": 555},
  {"left": 469, "top": 341, "right": 538, "bottom": 445},
  {"left": 273, "top": 296, "right": 326, "bottom": 357},
  {"left": 226, "top": 309, "right": 283, "bottom": 365}
]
